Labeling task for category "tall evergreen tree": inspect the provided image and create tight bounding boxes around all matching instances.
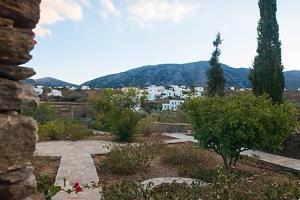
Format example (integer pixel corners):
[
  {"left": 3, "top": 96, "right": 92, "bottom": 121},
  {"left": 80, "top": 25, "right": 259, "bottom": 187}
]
[
  {"left": 207, "top": 32, "right": 226, "bottom": 97},
  {"left": 249, "top": 0, "right": 284, "bottom": 103}
]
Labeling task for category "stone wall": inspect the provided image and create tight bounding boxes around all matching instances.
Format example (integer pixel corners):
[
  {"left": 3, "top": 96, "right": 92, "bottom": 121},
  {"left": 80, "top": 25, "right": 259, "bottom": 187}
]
[
  {"left": 282, "top": 131, "right": 300, "bottom": 159},
  {"left": 0, "top": 1, "right": 41, "bottom": 199},
  {"left": 154, "top": 122, "right": 192, "bottom": 133}
]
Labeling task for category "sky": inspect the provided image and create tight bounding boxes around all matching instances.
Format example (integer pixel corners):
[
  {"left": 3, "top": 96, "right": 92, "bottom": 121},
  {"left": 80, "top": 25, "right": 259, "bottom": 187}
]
[{"left": 27, "top": 0, "right": 300, "bottom": 84}]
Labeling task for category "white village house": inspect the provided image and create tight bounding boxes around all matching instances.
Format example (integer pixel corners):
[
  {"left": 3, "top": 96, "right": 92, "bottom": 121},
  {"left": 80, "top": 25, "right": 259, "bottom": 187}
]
[
  {"left": 81, "top": 86, "right": 91, "bottom": 90},
  {"left": 47, "top": 89, "right": 63, "bottom": 97},
  {"left": 33, "top": 86, "right": 44, "bottom": 96},
  {"left": 162, "top": 100, "right": 185, "bottom": 111}
]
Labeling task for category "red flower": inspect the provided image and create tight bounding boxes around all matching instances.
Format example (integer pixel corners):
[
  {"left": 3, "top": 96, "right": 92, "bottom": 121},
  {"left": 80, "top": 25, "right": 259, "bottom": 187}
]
[
  {"left": 75, "top": 185, "right": 83, "bottom": 193},
  {"left": 74, "top": 182, "right": 80, "bottom": 188}
]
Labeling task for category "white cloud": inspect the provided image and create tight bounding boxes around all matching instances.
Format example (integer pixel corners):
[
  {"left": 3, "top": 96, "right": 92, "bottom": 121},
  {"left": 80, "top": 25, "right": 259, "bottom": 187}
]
[
  {"left": 99, "top": 0, "right": 120, "bottom": 20},
  {"left": 128, "top": 0, "right": 198, "bottom": 27},
  {"left": 35, "top": 0, "right": 89, "bottom": 37}
]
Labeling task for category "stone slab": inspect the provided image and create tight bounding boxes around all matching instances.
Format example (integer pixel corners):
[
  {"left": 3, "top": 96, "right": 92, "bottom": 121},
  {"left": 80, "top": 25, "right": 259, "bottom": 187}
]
[
  {"left": 0, "top": 26, "right": 34, "bottom": 65},
  {"left": 0, "top": 64, "right": 35, "bottom": 80},
  {"left": 0, "top": 0, "right": 41, "bottom": 29},
  {"left": 0, "top": 114, "right": 38, "bottom": 172},
  {"left": 0, "top": 78, "right": 38, "bottom": 111}
]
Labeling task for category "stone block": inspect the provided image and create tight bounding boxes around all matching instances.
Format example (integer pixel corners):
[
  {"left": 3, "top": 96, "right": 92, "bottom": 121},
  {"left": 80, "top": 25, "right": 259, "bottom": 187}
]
[
  {"left": 0, "top": 173, "right": 37, "bottom": 200},
  {"left": 0, "top": 114, "right": 38, "bottom": 172},
  {"left": 0, "top": 0, "right": 40, "bottom": 29},
  {"left": 0, "top": 64, "right": 35, "bottom": 80},
  {"left": 0, "top": 164, "right": 34, "bottom": 184},
  {"left": 0, "top": 26, "right": 34, "bottom": 65},
  {"left": 0, "top": 78, "right": 38, "bottom": 111}
]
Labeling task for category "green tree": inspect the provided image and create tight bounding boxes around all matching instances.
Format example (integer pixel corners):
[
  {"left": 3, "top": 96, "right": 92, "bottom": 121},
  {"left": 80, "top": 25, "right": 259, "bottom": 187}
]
[
  {"left": 88, "top": 89, "right": 141, "bottom": 142},
  {"left": 249, "top": 0, "right": 284, "bottom": 103},
  {"left": 207, "top": 32, "right": 226, "bottom": 97},
  {"left": 22, "top": 102, "right": 56, "bottom": 123},
  {"left": 184, "top": 93, "right": 297, "bottom": 169}
]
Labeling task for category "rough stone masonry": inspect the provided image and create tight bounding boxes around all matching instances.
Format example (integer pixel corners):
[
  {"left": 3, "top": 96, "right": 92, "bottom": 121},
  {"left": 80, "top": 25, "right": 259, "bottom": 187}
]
[{"left": 0, "top": 1, "right": 41, "bottom": 199}]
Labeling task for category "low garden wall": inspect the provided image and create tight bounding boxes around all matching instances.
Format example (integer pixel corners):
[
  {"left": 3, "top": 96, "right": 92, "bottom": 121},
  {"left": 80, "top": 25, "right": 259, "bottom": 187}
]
[
  {"left": 154, "top": 122, "right": 192, "bottom": 133},
  {"left": 282, "top": 131, "right": 300, "bottom": 159}
]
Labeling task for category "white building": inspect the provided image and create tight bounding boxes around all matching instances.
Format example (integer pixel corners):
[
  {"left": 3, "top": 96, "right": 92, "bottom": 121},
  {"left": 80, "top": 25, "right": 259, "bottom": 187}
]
[
  {"left": 194, "top": 87, "right": 204, "bottom": 97},
  {"left": 162, "top": 100, "right": 185, "bottom": 111},
  {"left": 48, "top": 89, "right": 62, "bottom": 97},
  {"left": 298, "top": 88, "right": 300, "bottom": 92},
  {"left": 33, "top": 86, "right": 44, "bottom": 96},
  {"left": 70, "top": 86, "right": 78, "bottom": 91},
  {"left": 81, "top": 86, "right": 90, "bottom": 90},
  {"left": 146, "top": 85, "right": 165, "bottom": 101}
]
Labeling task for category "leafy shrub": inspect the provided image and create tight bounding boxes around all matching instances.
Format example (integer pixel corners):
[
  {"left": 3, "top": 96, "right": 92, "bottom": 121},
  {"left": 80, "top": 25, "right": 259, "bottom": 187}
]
[
  {"left": 185, "top": 93, "right": 298, "bottom": 169},
  {"left": 39, "top": 120, "right": 65, "bottom": 140},
  {"left": 134, "top": 116, "right": 158, "bottom": 136},
  {"left": 22, "top": 102, "right": 57, "bottom": 123},
  {"left": 64, "top": 120, "right": 92, "bottom": 140},
  {"left": 179, "top": 167, "right": 218, "bottom": 183},
  {"left": 36, "top": 175, "right": 61, "bottom": 200},
  {"left": 88, "top": 89, "right": 141, "bottom": 141},
  {"left": 110, "top": 109, "right": 140, "bottom": 142},
  {"left": 162, "top": 145, "right": 206, "bottom": 166},
  {"left": 39, "top": 120, "right": 91, "bottom": 140},
  {"left": 100, "top": 143, "right": 155, "bottom": 175}
]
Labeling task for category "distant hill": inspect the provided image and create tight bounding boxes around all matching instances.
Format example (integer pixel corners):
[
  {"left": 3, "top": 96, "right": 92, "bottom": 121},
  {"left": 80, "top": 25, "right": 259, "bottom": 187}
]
[
  {"left": 82, "top": 61, "right": 300, "bottom": 89},
  {"left": 24, "top": 77, "right": 77, "bottom": 87}
]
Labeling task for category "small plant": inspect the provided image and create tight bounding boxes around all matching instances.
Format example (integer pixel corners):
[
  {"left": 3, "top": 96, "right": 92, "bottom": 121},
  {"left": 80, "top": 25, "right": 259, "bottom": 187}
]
[
  {"left": 110, "top": 109, "right": 140, "bottom": 142},
  {"left": 38, "top": 120, "right": 91, "bottom": 140},
  {"left": 162, "top": 144, "right": 206, "bottom": 166},
  {"left": 100, "top": 143, "right": 156, "bottom": 175},
  {"left": 134, "top": 116, "right": 158, "bottom": 136},
  {"left": 39, "top": 120, "right": 65, "bottom": 140},
  {"left": 64, "top": 120, "right": 92, "bottom": 140},
  {"left": 37, "top": 176, "right": 100, "bottom": 200},
  {"left": 179, "top": 167, "right": 218, "bottom": 183}
]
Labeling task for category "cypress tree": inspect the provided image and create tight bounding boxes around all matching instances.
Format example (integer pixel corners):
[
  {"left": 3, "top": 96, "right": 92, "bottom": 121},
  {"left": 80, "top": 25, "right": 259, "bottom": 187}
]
[
  {"left": 207, "top": 32, "right": 226, "bottom": 97},
  {"left": 249, "top": 0, "right": 284, "bottom": 103}
]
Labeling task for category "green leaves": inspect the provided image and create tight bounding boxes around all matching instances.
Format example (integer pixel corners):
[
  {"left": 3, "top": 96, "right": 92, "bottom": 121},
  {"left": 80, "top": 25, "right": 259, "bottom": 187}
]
[
  {"left": 185, "top": 93, "right": 297, "bottom": 168},
  {"left": 250, "top": 0, "right": 284, "bottom": 104},
  {"left": 207, "top": 32, "right": 226, "bottom": 97}
]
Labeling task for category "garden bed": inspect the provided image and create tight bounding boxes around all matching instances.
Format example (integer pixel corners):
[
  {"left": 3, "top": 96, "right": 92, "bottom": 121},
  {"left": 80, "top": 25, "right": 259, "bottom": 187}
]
[
  {"left": 31, "top": 156, "right": 60, "bottom": 200},
  {"left": 88, "top": 133, "right": 174, "bottom": 143},
  {"left": 93, "top": 143, "right": 300, "bottom": 199}
]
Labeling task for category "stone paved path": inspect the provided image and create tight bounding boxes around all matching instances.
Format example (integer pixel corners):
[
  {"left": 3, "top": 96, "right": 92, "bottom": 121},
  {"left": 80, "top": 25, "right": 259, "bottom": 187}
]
[
  {"left": 35, "top": 140, "right": 114, "bottom": 200},
  {"left": 163, "top": 133, "right": 300, "bottom": 173}
]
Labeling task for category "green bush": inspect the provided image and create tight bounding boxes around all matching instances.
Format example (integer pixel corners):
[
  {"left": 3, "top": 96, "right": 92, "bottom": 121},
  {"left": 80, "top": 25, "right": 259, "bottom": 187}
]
[
  {"left": 88, "top": 89, "right": 141, "bottom": 141},
  {"left": 134, "top": 116, "right": 158, "bottom": 136},
  {"left": 162, "top": 145, "right": 207, "bottom": 166},
  {"left": 110, "top": 109, "right": 140, "bottom": 142},
  {"left": 100, "top": 143, "right": 155, "bottom": 175},
  {"left": 64, "top": 120, "right": 92, "bottom": 140},
  {"left": 39, "top": 120, "right": 65, "bottom": 140},
  {"left": 22, "top": 102, "right": 57, "bottom": 123},
  {"left": 179, "top": 167, "right": 218, "bottom": 183},
  {"left": 38, "top": 120, "right": 91, "bottom": 140},
  {"left": 185, "top": 93, "right": 298, "bottom": 169}
]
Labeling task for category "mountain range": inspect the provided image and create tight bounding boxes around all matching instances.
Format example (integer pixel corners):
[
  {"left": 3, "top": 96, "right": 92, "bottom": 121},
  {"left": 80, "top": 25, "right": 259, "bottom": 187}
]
[
  {"left": 24, "top": 77, "right": 77, "bottom": 87},
  {"left": 26, "top": 61, "right": 300, "bottom": 90}
]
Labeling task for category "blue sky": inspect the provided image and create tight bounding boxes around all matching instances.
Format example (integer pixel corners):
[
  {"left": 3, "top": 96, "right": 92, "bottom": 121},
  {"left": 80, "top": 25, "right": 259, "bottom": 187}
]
[{"left": 28, "top": 0, "right": 300, "bottom": 84}]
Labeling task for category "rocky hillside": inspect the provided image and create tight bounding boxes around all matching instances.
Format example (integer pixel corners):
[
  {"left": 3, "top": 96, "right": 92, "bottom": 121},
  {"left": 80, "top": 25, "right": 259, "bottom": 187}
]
[
  {"left": 82, "top": 61, "right": 300, "bottom": 89},
  {"left": 24, "top": 77, "right": 77, "bottom": 87}
]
